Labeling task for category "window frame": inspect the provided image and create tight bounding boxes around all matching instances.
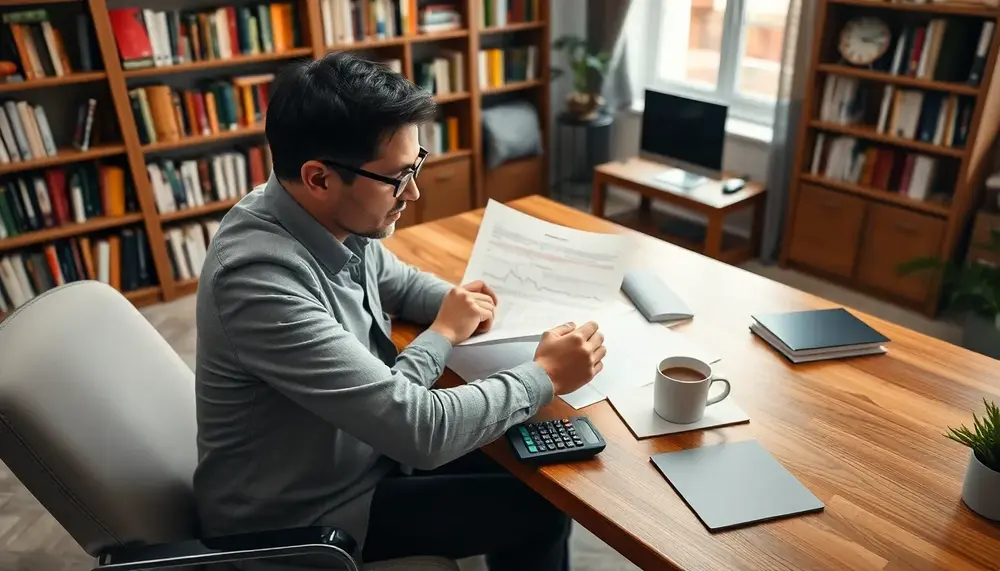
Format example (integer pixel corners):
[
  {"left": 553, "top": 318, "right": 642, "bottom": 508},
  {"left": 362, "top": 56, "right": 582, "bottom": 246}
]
[{"left": 637, "top": 0, "right": 781, "bottom": 127}]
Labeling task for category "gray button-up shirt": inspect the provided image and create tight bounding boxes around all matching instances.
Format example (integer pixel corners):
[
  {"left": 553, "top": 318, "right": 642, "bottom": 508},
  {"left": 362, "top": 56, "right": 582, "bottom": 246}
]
[{"left": 192, "top": 174, "right": 553, "bottom": 557}]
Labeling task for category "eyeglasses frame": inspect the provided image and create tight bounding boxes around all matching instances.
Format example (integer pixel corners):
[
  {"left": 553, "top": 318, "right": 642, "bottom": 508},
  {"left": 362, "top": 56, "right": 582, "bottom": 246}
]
[{"left": 321, "top": 146, "right": 430, "bottom": 198}]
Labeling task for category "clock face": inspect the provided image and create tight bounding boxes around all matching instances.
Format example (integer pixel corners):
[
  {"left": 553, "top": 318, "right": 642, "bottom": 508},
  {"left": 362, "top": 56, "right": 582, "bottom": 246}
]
[{"left": 838, "top": 17, "right": 891, "bottom": 66}]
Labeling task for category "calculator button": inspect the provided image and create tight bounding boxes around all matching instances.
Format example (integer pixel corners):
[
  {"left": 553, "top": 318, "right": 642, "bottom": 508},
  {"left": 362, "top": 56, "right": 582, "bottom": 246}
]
[
  {"left": 537, "top": 444, "right": 547, "bottom": 452},
  {"left": 525, "top": 438, "right": 534, "bottom": 446},
  {"left": 527, "top": 445, "right": 537, "bottom": 453},
  {"left": 556, "top": 442, "right": 565, "bottom": 449},
  {"left": 573, "top": 439, "right": 583, "bottom": 446}
]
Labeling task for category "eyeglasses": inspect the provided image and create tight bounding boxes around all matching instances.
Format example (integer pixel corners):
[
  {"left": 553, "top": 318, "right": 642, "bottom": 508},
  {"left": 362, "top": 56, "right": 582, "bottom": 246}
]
[{"left": 322, "top": 146, "right": 429, "bottom": 198}]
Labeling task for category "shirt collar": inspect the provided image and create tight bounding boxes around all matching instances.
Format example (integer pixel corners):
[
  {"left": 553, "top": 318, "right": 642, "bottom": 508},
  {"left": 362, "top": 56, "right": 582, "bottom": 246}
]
[{"left": 263, "top": 173, "right": 370, "bottom": 276}]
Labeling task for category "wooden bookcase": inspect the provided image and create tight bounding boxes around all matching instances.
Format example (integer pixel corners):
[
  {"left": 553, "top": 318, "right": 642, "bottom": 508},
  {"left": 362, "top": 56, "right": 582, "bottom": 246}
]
[
  {"left": 0, "top": 0, "right": 550, "bottom": 312},
  {"left": 780, "top": 0, "right": 1000, "bottom": 316}
]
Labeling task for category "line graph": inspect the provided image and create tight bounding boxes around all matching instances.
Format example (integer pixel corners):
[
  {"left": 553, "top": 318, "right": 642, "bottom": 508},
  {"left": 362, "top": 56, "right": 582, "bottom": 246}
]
[{"left": 481, "top": 267, "right": 605, "bottom": 304}]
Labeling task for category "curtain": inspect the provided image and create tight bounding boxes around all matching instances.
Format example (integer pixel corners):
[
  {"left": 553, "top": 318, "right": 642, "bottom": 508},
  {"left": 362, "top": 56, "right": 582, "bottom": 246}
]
[
  {"left": 759, "top": 0, "right": 817, "bottom": 263},
  {"left": 586, "top": 0, "right": 634, "bottom": 112}
]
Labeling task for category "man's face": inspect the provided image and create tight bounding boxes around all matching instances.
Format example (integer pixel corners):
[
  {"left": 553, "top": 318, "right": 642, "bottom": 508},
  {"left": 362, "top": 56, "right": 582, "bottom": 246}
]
[{"left": 328, "top": 125, "right": 422, "bottom": 240}]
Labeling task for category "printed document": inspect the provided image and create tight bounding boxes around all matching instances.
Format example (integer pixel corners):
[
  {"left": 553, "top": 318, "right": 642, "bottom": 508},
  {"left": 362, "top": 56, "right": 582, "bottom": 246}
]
[
  {"left": 459, "top": 200, "right": 632, "bottom": 345},
  {"left": 447, "top": 309, "right": 721, "bottom": 409}
]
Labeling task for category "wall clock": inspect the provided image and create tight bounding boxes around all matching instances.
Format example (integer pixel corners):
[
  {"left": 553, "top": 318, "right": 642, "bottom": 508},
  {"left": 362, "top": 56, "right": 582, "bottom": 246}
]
[{"left": 838, "top": 17, "right": 891, "bottom": 67}]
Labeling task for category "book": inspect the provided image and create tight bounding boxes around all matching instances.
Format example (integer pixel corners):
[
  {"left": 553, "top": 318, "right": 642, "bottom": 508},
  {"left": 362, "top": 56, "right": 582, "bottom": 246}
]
[{"left": 750, "top": 308, "right": 889, "bottom": 363}]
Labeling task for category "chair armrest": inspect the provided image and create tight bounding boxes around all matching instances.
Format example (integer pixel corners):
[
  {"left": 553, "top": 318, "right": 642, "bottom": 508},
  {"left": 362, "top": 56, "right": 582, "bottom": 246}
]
[{"left": 94, "top": 526, "right": 360, "bottom": 571}]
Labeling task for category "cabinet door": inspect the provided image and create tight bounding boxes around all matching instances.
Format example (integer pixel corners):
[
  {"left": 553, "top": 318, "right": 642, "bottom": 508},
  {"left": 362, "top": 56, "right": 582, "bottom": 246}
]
[
  {"left": 485, "top": 156, "right": 544, "bottom": 203},
  {"left": 419, "top": 157, "right": 472, "bottom": 223},
  {"left": 856, "top": 203, "right": 946, "bottom": 303},
  {"left": 787, "top": 184, "right": 867, "bottom": 278}
]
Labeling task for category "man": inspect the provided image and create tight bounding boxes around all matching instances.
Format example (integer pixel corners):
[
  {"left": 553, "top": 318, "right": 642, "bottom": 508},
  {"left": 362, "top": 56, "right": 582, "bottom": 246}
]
[{"left": 193, "top": 52, "right": 607, "bottom": 571}]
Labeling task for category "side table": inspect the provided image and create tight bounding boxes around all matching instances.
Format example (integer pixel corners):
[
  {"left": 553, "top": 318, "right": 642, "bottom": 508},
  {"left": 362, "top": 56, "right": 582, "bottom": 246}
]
[
  {"left": 592, "top": 158, "right": 767, "bottom": 265},
  {"left": 554, "top": 111, "right": 614, "bottom": 206}
]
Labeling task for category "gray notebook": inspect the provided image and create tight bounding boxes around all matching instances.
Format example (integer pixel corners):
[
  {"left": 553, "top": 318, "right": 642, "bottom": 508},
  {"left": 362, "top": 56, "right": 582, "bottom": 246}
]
[
  {"left": 649, "top": 440, "right": 824, "bottom": 531},
  {"left": 621, "top": 269, "right": 693, "bottom": 323}
]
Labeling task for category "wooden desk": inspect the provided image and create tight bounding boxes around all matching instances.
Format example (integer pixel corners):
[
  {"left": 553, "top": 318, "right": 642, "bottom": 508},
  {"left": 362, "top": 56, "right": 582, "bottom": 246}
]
[
  {"left": 592, "top": 158, "right": 767, "bottom": 265},
  {"left": 384, "top": 195, "right": 1000, "bottom": 571}
]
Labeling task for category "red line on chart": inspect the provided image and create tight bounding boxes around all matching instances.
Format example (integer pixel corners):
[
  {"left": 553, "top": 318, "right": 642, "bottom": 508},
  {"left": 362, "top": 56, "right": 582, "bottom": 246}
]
[{"left": 486, "top": 240, "right": 616, "bottom": 270}]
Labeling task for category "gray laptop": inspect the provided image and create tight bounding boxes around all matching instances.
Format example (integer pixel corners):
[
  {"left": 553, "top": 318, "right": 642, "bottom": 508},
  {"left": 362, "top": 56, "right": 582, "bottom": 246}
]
[{"left": 650, "top": 440, "right": 824, "bottom": 531}]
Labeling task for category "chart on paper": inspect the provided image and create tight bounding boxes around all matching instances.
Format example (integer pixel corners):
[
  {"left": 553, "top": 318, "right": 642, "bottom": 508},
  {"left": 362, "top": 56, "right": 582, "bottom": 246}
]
[
  {"left": 475, "top": 226, "right": 623, "bottom": 307},
  {"left": 462, "top": 200, "right": 629, "bottom": 303},
  {"left": 459, "top": 200, "right": 633, "bottom": 345}
]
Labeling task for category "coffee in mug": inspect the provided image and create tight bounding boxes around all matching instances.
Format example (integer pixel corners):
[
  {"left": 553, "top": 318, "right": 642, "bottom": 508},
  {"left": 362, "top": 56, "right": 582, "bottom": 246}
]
[{"left": 654, "top": 356, "right": 731, "bottom": 424}]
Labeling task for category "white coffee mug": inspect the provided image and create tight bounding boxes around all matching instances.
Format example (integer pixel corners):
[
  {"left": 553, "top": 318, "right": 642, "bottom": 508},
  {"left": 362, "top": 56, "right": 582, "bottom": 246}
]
[{"left": 653, "top": 356, "right": 731, "bottom": 424}]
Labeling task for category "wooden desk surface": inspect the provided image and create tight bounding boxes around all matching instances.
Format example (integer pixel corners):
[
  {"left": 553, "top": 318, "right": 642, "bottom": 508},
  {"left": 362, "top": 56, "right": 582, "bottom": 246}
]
[
  {"left": 384, "top": 195, "right": 1000, "bottom": 571},
  {"left": 595, "top": 157, "right": 766, "bottom": 212}
]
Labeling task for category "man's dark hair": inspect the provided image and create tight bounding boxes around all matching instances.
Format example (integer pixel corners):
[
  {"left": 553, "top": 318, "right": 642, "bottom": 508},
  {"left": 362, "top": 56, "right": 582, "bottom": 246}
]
[{"left": 265, "top": 52, "right": 437, "bottom": 181}]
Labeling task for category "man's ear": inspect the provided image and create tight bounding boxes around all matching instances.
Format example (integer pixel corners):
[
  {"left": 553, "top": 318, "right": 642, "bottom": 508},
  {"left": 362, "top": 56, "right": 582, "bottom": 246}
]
[{"left": 300, "top": 160, "right": 341, "bottom": 197}]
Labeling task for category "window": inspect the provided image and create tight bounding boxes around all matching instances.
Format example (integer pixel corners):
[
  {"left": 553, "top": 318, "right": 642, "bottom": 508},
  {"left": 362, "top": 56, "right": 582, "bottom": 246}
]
[{"left": 628, "top": 0, "right": 790, "bottom": 127}]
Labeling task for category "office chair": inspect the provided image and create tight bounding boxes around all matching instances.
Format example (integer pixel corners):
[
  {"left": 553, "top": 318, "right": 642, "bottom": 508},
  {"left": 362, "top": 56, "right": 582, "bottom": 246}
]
[{"left": 0, "top": 281, "right": 458, "bottom": 571}]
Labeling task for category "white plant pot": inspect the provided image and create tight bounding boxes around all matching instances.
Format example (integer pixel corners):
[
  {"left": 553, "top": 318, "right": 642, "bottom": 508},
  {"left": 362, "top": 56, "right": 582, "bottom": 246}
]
[{"left": 962, "top": 450, "right": 1000, "bottom": 521}]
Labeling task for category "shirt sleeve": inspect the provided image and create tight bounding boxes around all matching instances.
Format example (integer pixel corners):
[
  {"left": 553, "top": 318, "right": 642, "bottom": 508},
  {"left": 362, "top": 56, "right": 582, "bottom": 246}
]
[
  {"left": 211, "top": 261, "right": 554, "bottom": 471},
  {"left": 369, "top": 240, "right": 451, "bottom": 325}
]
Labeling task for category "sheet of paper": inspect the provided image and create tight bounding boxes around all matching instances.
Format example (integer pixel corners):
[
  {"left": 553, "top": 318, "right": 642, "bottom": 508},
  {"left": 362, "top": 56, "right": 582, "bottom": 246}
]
[
  {"left": 459, "top": 199, "right": 631, "bottom": 346},
  {"left": 446, "top": 309, "right": 721, "bottom": 409}
]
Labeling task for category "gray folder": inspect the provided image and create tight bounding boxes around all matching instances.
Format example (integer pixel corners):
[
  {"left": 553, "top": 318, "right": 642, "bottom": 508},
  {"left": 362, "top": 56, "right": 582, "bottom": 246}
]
[
  {"left": 650, "top": 440, "right": 824, "bottom": 531},
  {"left": 621, "top": 269, "right": 693, "bottom": 322}
]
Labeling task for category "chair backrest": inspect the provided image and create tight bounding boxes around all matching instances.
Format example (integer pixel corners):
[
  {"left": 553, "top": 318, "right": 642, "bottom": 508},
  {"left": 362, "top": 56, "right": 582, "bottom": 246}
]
[{"left": 0, "top": 281, "right": 199, "bottom": 557}]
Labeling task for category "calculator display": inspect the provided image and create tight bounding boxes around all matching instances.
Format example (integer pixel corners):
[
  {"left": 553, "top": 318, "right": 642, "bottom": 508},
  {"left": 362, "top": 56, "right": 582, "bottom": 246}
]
[{"left": 575, "top": 419, "right": 599, "bottom": 444}]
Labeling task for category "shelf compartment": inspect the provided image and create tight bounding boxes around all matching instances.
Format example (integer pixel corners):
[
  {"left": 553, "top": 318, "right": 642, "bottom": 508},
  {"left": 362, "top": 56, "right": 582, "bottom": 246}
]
[
  {"left": 482, "top": 79, "right": 544, "bottom": 95},
  {"left": 160, "top": 199, "right": 240, "bottom": 223},
  {"left": 409, "top": 29, "right": 470, "bottom": 43},
  {"left": 800, "top": 173, "right": 951, "bottom": 216},
  {"left": 123, "top": 48, "right": 313, "bottom": 79},
  {"left": 141, "top": 124, "right": 265, "bottom": 153},
  {"left": 125, "top": 286, "right": 162, "bottom": 307},
  {"left": 815, "top": 64, "right": 981, "bottom": 96},
  {"left": 0, "top": 213, "right": 145, "bottom": 253},
  {"left": 480, "top": 22, "right": 545, "bottom": 35},
  {"left": 810, "top": 120, "right": 967, "bottom": 158},
  {"left": 827, "top": 0, "right": 1000, "bottom": 16},
  {"left": 0, "top": 72, "right": 108, "bottom": 93},
  {"left": 0, "top": 144, "right": 126, "bottom": 175}
]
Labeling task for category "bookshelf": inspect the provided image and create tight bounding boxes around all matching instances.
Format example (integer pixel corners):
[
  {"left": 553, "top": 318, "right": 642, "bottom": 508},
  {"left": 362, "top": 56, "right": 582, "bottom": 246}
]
[
  {"left": 780, "top": 0, "right": 1000, "bottom": 316},
  {"left": 0, "top": 0, "right": 550, "bottom": 317}
]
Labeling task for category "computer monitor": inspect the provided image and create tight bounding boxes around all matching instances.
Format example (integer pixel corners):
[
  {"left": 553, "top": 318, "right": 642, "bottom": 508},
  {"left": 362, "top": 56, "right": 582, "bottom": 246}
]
[{"left": 640, "top": 89, "right": 728, "bottom": 190}]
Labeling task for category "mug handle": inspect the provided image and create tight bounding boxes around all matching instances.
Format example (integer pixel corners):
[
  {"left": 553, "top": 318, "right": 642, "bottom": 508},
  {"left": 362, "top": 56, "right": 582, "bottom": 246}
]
[{"left": 706, "top": 376, "right": 731, "bottom": 406}]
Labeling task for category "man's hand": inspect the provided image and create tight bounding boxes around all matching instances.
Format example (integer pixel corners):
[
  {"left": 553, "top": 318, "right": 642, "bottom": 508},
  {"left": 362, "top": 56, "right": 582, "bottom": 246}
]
[
  {"left": 533, "top": 321, "right": 606, "bottom": 395},
  {"left": 429, "top": 281, "right": 497, "bottom": 344}
]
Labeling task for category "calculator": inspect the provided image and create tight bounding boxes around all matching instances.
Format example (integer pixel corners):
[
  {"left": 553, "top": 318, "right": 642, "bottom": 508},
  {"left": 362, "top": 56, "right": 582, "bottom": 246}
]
[{"left": 506, "top": 416, "right": 606, "bottom": 465}]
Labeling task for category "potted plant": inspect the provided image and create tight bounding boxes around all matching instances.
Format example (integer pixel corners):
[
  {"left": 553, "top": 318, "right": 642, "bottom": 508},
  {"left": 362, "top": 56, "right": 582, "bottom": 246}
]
[
  {"left": 946, "top": 399, "right": 1000, "bottom": 520},
  {"left": 551, "top": 35, "right": 611, "bottom": 121},
  {"left": 898, "top": 228, "right": 1000, "bottom": 359}
]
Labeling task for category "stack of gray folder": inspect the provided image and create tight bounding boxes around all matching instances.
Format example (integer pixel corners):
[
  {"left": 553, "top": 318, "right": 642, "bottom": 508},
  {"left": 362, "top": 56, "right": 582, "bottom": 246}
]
[{"left": 621, "top": 269, "right": 693, "bottom": 323}]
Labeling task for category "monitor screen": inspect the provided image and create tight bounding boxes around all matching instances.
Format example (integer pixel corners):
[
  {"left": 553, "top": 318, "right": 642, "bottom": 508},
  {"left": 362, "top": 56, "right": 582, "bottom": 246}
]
[{"left": 640, "top": 90, "right": 728, "bottom": 172}]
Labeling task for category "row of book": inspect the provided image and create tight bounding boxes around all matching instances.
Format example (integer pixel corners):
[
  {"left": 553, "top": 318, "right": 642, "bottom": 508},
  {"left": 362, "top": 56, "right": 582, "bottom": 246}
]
[
  {"left": 1, "top": 10, "right": 99, "bottom": 83},
  {"left": 148, "top": 144, "right": 272, "bottom": 215},
  {"left": 414, "top": 51, "right": 465, "bottom": 95},
  {"left": 478, "top": 46, "right": 538, "bottom": 88},
  {"left": 810, "top": 135, "right": 944, "bottom": 202},
  {"left": 872, "top": 18, "right": 994, "bottom": 85},
  {"left": 108, "top": 3, "right": 301, "bottom": 71},
  {"left": 1, "top": 9, "right": 74, "bottom": 80},
  {"left": 128, "top": 75, "right": 271, "bottom": 145},
  {"left": 0, "top": 164, "right": 136, "bottom": 239},
  {"left": 321, "top": 0, "right": 462, "bottom": 45},
  {"left": 166, "top": 219, "right": 219, "bottom": 281},
  {"left": 0, "top": 228, "right": 155, "bottom": 313},
  {"left": 418, "top": 117, "right": 461, "bottom": 156},
  {"left": 0, "top": 98, "right": 57, "bottom": 164},
  {"left": 819, "top": 75, "right": 974, "bottom": 148},
  {"left": 479, "top": 0, "right": 541, "bottom": 28}
]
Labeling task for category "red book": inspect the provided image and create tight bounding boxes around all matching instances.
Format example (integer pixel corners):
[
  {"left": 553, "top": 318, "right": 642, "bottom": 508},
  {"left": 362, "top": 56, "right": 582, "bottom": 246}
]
[
  {"left": 43, "top": 168, "right": 70, "bottom": 226},
  {"left": 108, "top": 8, "right": 154, "bottom": 70},
  {"left": 226, "top": 7, "right": 240, "bottom": 56}
]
